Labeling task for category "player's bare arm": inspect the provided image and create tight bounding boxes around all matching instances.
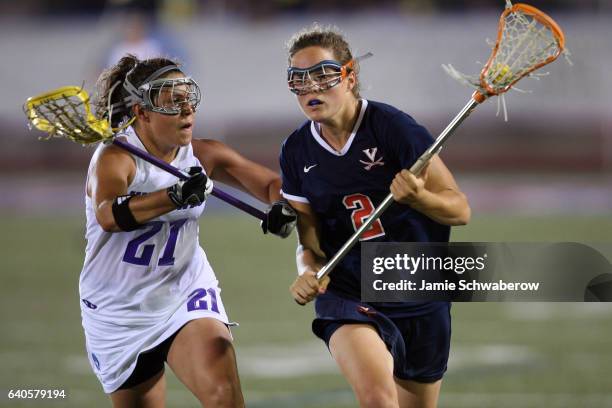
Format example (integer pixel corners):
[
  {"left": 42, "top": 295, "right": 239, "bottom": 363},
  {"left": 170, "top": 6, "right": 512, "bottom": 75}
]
[
  {"left": 89, "top": 143, "right": 176, "bottom": 232},
  {"left": 193, "top": 138, "right": 281, "bottom": 204},
  {"left": 289, "top": 200, "right": 330, "bottom": 305},
  {"left": 194, "top": 139, "right": 296, "bottom": 239},
  {"left": 390, "top": 154, "right": 471, "bottom": 226}
]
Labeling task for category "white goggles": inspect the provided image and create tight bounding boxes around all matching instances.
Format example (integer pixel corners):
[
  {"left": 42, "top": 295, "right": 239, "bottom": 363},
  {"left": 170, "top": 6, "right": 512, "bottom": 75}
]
[
  {"left": 118, "top": 64, "right": 202, "bottom": 116},
  {"left": 139, "top": 76, "right": 201, "bottom": 115}
]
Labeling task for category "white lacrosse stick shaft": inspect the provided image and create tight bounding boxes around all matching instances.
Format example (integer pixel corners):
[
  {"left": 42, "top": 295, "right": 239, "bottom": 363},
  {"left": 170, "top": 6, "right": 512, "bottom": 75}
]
[{"left": 316, "top": 94, "right": 481, "bottom": 281}]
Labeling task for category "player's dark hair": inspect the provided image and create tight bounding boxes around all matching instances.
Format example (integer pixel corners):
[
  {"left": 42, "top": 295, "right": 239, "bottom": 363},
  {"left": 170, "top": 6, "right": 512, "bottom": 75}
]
[
  {"left": 95, "top": 54, "right": 182, "bottom": 127},
  {"left": 287, "top": 23, "right": 361, "bottom": 98}
]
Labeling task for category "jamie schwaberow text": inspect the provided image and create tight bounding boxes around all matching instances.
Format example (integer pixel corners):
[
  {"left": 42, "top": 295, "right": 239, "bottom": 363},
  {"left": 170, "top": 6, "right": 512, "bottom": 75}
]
[
  {"left": 370, "top": 253, "right": 541, "bottom": 292},
  {"left": 362, "top": 243, "right": 609, "bottom": 301},
  {"left": 372, "top": 279, "right": 540, "bottom": 292}
]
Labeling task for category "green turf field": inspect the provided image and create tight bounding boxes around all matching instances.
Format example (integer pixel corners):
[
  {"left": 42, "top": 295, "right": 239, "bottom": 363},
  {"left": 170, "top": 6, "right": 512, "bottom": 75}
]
[{"left": 1, "top": 214, "right": 612, "bottom": 407}]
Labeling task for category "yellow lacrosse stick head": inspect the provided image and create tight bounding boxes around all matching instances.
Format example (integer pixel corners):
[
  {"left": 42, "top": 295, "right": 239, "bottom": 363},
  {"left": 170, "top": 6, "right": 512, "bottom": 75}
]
[{"left": 24, "top": 86, "right": 115, "bottom": 145}]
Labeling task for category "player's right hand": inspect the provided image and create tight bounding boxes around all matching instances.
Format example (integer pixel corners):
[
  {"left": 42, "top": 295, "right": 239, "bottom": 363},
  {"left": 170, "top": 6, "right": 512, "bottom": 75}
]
[
  {"left": 290, "top": 270, "right": 330, "bottom": 306},
  {"left": 167, "top": 166, "right": 213, "bottom": 208}
]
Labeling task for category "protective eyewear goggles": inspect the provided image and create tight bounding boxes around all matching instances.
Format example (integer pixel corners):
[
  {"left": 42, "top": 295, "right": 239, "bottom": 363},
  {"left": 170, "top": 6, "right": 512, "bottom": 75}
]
[
  {"left": 115, "top": 64, "right": 202, "bottom": 117},
  {"left": 139, "top": 76, "right": 201, "bottom": 115},
  {"left": 287, "top": 52, "right": 373, "bottom": 96}
]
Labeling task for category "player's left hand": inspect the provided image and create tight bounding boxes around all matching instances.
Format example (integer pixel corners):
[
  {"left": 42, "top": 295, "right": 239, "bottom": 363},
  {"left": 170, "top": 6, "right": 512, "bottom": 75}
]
[
  {"left": 390, "top": 164, "right": 430, "bottom": 206},
  {"left": 261, "top": 199, "right": 297, "bottom": 238}
]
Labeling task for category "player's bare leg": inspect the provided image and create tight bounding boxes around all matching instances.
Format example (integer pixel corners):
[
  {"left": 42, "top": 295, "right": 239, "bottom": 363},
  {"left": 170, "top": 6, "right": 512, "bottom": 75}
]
[
  {"left": 395, "top": 378, "right": 442, "bottom": 408},
  {"left": 110, "top": 370, "right": 166, "bottom": 408},
  {"left": 329, "top": 324, "right": 399, "bottom": 408},
  {"left": 166, "top": 318, "right": 244, "bottom": 408}
]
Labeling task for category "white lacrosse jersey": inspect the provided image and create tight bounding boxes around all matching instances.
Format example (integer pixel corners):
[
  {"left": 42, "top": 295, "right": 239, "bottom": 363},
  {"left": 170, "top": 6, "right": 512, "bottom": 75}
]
[{"left": 79, "top": 127, "right": 230, "bottom": 393}]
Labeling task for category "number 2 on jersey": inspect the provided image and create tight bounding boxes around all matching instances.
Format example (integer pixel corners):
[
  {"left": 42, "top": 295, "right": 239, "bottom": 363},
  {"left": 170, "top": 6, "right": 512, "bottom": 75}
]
[
  {"left": 123, "top": 219, "right": 187, "bottom": 266},
  {"left": 342, "top": 194, "right": 385, "bottom": 240}
]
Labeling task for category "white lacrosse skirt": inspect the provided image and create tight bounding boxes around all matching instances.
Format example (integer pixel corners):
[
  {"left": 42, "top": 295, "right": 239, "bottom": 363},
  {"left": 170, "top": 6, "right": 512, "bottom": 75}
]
[{"left": 79, "top": 128, "right": 231, "bottom": 393}]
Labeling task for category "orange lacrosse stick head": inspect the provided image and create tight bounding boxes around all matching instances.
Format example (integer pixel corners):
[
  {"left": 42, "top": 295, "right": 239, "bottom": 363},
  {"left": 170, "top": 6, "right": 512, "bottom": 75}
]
[{"left": 472, "top": 2, "right": 566, "bottom": 103}]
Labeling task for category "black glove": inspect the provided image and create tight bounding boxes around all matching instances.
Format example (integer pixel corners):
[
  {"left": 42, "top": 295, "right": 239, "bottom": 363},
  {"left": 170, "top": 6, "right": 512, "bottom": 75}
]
[
  {"left": 167, "top": 166, "right": 213, "bottom": 208},
  {"left": 262, "top": 199, "right": 297, "bottom": 238}
]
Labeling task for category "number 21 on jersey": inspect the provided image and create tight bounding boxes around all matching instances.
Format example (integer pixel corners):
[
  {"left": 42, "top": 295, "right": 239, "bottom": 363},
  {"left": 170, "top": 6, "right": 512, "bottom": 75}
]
[
  {"left": 122, "top": 219, "right": 187, "bottom": 266},
  {"left": 342, "top": 194, "right": 385, "bottom": 240}
]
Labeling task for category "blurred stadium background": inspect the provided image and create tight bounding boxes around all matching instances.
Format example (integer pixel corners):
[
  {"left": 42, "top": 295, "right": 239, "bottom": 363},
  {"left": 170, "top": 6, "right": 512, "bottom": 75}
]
[{"left": 1, "top": 0, "right": 611, "bottom": 407}]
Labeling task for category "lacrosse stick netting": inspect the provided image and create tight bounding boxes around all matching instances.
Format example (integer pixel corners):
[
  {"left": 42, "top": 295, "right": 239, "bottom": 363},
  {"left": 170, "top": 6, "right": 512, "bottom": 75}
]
[
  {"left": 316, "top": 2, "right": 567, "bottom": 282},
  {"left": 24, "top": 86, "right": 114, "bottom": 145},
  {"left": 24, "top": 86, "right": 266, "bottom": 220},
  {"left": 443, "top": 1, "right": 567, "bottom": 104}
]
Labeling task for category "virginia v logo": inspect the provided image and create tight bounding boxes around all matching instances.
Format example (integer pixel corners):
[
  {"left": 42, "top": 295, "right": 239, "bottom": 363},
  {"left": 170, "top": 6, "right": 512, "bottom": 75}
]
[{"left": 360, "top": 147, "right": 385, "bottom": 170}]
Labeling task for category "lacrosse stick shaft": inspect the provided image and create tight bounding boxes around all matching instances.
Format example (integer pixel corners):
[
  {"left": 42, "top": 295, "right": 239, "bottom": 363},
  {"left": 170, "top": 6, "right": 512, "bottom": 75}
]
[
  {"left": 316, "top": 96, "right": 481, "bottom": 281},
  {"left": 112, "top": 138, "right": 266, "bottom": 221}
]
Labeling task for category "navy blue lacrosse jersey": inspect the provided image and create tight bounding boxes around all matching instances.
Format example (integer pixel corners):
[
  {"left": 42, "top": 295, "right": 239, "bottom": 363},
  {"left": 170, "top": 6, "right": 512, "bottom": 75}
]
[{"left": 280, "top": 99, "right": 450, "bottom": 315}]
